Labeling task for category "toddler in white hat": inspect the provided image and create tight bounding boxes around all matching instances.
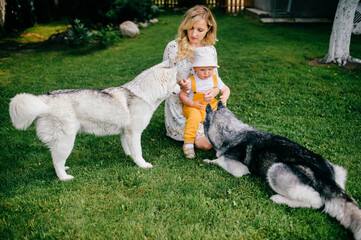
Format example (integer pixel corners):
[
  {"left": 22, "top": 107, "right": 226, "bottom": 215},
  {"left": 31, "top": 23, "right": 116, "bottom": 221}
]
[{"left": 179, "top": 46, "right": 230, "bottom": 159}]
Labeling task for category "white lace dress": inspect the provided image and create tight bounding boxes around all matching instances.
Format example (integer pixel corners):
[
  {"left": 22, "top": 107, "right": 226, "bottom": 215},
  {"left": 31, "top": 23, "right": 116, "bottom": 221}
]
[{"left": 163, "top": 40, "right": 217, "bottom": 141}]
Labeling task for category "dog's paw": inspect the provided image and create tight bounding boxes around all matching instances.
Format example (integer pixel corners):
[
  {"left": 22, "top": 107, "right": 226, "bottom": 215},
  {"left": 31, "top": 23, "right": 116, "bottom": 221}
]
[
  {"left": 64, "top": 166, "right": 70, "bottom": 170},
  {"left": 59, "top": 174, "right": 74, "bottom": 181},
  {"left": 270, "top": 194, "right": 288, "bottom": 205},
  {"left": 203, "top": 159, "right": 215, "bottom": 164},
  {"left": 138, "top": 162, "right": 153, "bottom": 168}
]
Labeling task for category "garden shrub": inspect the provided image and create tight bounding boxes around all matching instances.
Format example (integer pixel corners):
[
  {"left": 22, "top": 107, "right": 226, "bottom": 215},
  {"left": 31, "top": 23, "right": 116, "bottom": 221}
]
[
  {"left": 65, "top": 19, "right": 95, "bottom": 46},
  {"left": 94, "top": 26, "right": 120, "bottom": 48},
  {"left": 106, "top": 0, "right": 160, "bottom": 23},
  {"left": 65, "top": 19, "right": 119, "bottom": 49}
]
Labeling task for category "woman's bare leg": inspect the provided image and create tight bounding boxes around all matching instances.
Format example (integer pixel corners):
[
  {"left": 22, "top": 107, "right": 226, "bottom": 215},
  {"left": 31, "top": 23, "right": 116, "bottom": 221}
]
[{"left": 195, "top": 136, "right": 212, "bottom": 150}]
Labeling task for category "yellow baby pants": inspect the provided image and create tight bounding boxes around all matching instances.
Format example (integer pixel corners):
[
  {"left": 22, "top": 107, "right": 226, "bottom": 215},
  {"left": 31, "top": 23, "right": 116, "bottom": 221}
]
[{"left": 183, "top": 75, "right": 218, "bottom": 143}]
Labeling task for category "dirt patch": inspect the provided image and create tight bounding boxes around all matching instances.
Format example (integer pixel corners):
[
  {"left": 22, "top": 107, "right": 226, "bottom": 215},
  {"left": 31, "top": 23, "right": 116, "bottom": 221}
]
[
  {"left": 309, "top": 58, "right": 361, "bottom": 71},
  {"left": 21, "top": 32, "right": 46, "bottom": 39}
]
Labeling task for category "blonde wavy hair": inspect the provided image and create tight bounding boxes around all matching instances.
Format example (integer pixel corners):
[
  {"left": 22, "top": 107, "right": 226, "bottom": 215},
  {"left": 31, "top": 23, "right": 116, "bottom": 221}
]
[{"left": 176, "top": 5, "right": 217, "bottom": 60}]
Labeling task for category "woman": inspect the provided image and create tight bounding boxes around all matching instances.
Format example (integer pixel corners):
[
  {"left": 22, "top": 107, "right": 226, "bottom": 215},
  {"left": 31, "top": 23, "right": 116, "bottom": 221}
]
[{"left": 163, "top": 5, "right": 219, "bottom": 150}]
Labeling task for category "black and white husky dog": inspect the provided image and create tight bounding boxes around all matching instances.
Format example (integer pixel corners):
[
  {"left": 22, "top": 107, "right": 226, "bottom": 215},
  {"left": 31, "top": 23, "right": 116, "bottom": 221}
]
[{"left": 203, "top": 101, "right": 361, "bottom": 239}]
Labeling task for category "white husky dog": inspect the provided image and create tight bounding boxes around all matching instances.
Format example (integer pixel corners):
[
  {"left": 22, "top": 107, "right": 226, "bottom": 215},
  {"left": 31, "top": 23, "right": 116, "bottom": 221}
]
[{"left": 9, "top": 62, "right": 177, "bottom": 181}]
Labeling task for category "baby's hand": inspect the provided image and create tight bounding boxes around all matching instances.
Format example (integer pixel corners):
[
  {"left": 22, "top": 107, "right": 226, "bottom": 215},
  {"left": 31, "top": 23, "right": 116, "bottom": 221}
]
[
  {"left": 204, "top": 88, "right": 219, "bottom": 102},
  {"left": 220, "top": 95, "right": 228, "bottom": 106},
  {"left": 203, "top": 91, "right": 213, "bottom": 102},
  {"left": 192, "top": 101, "right": 205, "bottom": 110},
  {"left": 178, "top": 79, "right": 191, "bottom": 91}
]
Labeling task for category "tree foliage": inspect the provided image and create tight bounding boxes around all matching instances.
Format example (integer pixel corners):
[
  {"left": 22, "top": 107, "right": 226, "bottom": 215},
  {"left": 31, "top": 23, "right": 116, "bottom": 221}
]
[
  {"left": 3, "top": 0, "right": 34, "bottom": 33},
  {"left": 33, "top": 0, "right": 59, "bottom": 23},
  {"left": 2, "top": 0, "right": 159, "bottom": 35}
]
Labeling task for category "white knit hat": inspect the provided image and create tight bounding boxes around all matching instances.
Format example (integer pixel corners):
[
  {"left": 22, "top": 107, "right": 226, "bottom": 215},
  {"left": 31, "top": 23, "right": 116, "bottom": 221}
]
[{"left": 192, "top": 46, "right": 219, "bottom": 68}]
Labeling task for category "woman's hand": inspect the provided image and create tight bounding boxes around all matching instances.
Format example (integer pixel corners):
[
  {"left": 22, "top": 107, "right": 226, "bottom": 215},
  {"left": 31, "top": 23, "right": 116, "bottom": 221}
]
[
  {"left": 203, "top": 87, "right": 220, "bottom": 102},
  {"left": 178, "top": 78, "right": 191, "bottom": 91}
]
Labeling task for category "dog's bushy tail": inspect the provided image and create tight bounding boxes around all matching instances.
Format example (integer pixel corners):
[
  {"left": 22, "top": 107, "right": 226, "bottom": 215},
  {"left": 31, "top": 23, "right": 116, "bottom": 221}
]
[
  {"left": 9, "top": 93, "right": 50, "bottom": 130},
  {"left": 323, "top": 185, "right": 361, "bottom": 240}
]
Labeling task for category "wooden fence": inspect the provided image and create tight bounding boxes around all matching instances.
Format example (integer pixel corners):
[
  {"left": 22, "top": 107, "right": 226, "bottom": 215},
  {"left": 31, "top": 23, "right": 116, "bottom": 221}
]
[{"left": 153, "top": 0, "right": 254, "bottom": 13}]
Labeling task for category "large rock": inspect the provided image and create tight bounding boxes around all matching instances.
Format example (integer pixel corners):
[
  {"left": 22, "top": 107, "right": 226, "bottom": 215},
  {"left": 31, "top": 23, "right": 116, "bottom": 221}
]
[
  {"left": 119, "top": 21, "right": 140, "bottom": 38},
  {"left": 149, "top": 18, "right": 158, "bottom": 23}
]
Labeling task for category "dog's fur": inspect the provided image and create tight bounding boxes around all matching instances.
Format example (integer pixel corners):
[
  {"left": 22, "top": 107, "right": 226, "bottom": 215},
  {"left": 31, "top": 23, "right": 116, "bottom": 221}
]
[
  {"left": 203, "top": 101, "right": 361, "bottom": 239},
  {"left": 9, "top": 62, "right": 177, "bottom": 181}
]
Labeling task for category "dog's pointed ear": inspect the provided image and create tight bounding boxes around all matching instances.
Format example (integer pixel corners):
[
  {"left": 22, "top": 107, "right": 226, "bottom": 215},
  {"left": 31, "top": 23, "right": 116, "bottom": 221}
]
[
  {"left": 217, "top": 100, "right": 226, "bottom": 109},
  {"left": 206, "top": 103, "right": 213, "bottom": 114}
]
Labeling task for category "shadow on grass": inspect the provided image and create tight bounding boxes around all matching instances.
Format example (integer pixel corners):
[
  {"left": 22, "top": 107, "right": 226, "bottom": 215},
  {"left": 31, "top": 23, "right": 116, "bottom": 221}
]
[{"left": 0, "top": 38, "right": 114, "bottom": 59}]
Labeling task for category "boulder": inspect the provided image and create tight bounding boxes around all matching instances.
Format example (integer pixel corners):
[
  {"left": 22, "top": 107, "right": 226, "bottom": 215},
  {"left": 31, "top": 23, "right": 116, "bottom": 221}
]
[
  {"left": 119, "top": 21, "right": 140, "bottom": 38},
  {"left": 149, "top": 18, "right": 158, "bottom": 23},
  {"left": 139, "top": 22, "right": 148, "bottom": 28}
]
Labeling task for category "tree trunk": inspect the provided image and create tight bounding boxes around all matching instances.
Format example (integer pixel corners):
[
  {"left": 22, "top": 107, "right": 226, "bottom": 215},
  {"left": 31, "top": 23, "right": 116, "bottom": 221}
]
[
  {"left": 0, "top": 0, "right": 5, "bottom": 28},
  {"left": 321, "top": 0, "right": 361, "bottom": 66}
]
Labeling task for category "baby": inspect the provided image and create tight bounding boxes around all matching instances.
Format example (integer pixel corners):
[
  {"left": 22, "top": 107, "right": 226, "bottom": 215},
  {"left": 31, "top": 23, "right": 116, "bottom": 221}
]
[{"left": 179, "top": 46, "right": 230, "bottom": 158}]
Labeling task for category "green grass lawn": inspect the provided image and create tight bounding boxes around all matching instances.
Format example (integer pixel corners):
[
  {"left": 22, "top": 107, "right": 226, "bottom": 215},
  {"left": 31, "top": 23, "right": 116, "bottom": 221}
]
[{"left": 1, "top": 10, "right": 361, "bottom": 239}]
